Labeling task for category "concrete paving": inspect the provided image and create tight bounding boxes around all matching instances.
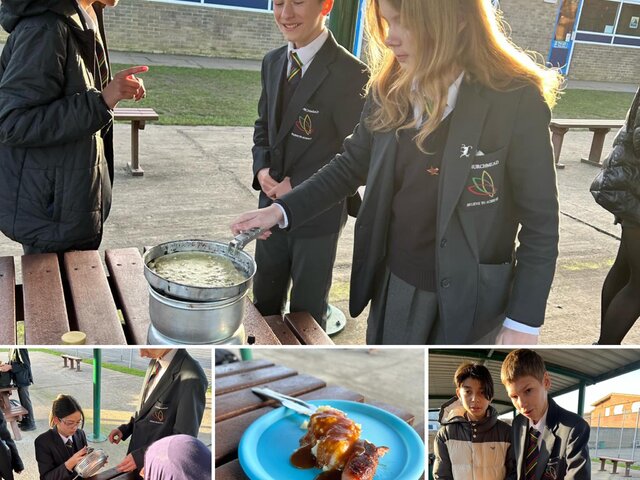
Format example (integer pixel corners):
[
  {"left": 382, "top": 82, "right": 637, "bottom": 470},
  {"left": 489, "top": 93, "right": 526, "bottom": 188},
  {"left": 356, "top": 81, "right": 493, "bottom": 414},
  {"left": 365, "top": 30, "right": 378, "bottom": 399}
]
[
  {"left": 1, "top": 349, "right": 212, "bottom": 480},
  {"left": 240, "top": 348, "right": 425, "bottom": 426},
  {"left": 0, "top": 46, "right": 638, "bottom": 345}
]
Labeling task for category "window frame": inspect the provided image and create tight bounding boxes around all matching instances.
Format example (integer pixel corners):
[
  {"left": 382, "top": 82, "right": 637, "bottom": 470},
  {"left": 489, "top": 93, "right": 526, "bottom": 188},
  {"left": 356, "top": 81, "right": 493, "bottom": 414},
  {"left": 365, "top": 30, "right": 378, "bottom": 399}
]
[
  {"left": 146, "top": 0, "right": 275, "bottom": 14},
  {"left": 575, "top": 0, "right": 640, "bottom": 49}
]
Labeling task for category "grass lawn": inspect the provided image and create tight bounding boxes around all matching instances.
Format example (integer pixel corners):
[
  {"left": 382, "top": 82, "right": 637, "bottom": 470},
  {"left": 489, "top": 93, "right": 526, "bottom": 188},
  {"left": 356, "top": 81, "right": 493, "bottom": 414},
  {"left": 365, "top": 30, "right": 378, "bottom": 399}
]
[{"left": 114, "top": 63, "right": 635, "bottom": 126}]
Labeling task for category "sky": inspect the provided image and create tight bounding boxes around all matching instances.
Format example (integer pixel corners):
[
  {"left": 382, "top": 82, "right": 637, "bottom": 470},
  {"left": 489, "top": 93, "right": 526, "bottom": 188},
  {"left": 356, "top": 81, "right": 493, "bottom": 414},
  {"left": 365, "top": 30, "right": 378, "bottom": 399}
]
[{"left": 554, "top": 367, "right": 640, "bottom": 414}]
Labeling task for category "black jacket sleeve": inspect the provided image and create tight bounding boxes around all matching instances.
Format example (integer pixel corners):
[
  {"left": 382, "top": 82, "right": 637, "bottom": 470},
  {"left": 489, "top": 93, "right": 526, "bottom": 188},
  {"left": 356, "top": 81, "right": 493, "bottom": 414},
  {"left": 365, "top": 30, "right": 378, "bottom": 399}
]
[
  {"left": 0, "top": 20, "right": 112, "bottom": 148},
  {"left": 252, "top": 55, "right": 272, "bottom": 191},
  {"left": 34, "top": 433, "right": 74, "bottom": 480},
  {"left": 0, "top": 409, "right": 23, "bottom": 473}
]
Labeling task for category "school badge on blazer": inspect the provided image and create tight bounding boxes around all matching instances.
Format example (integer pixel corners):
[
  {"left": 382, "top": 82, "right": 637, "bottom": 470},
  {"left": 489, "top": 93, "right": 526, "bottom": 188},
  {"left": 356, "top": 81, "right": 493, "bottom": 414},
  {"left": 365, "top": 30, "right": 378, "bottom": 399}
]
[
  {"left": 542, "top": 457, "right": 565, "bottom": 479},
  {"left": 291, "top": 106, "right": 318, "bottom": 141},
  {"left": 462, "top": 147, "right": 506, "bottom": 208},
  {"left": 150, "top": 402, "right": 168, "bottom": 425}
]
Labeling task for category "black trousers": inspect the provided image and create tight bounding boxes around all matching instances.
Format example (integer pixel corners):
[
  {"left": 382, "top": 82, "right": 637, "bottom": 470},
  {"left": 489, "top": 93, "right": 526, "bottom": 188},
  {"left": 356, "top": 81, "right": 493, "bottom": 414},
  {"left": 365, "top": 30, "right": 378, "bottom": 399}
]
[
  {"left": 17, "top": 386, "right": 34, "bottom": 426},
  {"left": 253, "top": 230, "right": 340, "bottom": 330}
]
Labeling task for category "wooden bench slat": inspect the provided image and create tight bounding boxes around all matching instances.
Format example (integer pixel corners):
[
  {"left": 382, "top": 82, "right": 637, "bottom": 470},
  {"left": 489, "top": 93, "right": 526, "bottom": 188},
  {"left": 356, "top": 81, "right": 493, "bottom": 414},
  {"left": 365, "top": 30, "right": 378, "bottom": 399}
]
[
  {"left": 284, "top": 312, "right": 334, "bottom": 345},
  {"left": 367, "top": 400, "right": 415, "bottom": 425},
  {"left": 64, "top": 251, "right": 126, "bottom": 345},
  {"left": 263, "top": 315, "right": 302, "bottom": 345},
  {"left": 244, "top": 302, "right": 282, "bottom": 345},
  {"left": 215, "top": 385, "right": 363, "bottom": 462},
  {"left": 22, "top": 254, "right": 70, "bottom": 344},
  {"left": 0, "top": 256, "right": 16, "bottom": 344},
  {"left": 105, "top": 248, "right": 151, "bottom": 345},
  {"left": 215, "top": 459, "right": 249, "bottom": 480},
  {"left": 550, "top": 119, "right": 625, "bottom": 128},
  {"left": 215, "top": 359, "right": 274, "bottom": 379},
  {"left": 215, "top": 374, "right": 326, "bottom": 421},
  {"left": 215, "top": 366, "right": 297, "bottom": 396}
]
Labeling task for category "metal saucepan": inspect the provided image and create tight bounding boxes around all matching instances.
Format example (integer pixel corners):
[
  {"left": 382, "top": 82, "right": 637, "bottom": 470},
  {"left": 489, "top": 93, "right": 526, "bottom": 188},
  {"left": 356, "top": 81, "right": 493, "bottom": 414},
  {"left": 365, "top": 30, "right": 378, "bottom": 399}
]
[
  {"left": 143, "top": 229, "right": 263, "bottom": 302},
  {"left": 73, "top": 448, "right": 108, "bottom": 478}
]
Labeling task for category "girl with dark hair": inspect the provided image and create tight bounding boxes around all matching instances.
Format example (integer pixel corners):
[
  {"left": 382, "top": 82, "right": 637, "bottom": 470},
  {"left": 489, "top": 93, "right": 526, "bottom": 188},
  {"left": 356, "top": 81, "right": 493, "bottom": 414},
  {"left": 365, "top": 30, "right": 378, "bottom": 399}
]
[
  {"left": 232, "top": 0, "right": 561, "bottom": 345},
  {"left": 34, "top": 394, "right": 89, "bottom": 480},
  {"left": 434, "top": 363, "right": 515, "bottom": 479}
]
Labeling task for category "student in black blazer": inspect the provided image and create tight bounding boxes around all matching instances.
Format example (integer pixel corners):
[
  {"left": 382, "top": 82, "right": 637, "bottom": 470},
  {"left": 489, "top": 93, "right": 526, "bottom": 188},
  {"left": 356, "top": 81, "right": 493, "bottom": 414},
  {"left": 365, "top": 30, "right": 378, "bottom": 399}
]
[
  {"left": 108, "top": 349, "right": 208, "bottom": 473},
  {"left": 250, "top": 0, "right": 368, "bottom": 327},
  {"left": 0, "top": 408, "right": 23, "bottom": 480},
  {"left": 233, "top": 0, "right": 561, "bottom": 344},
  {"left": 501, "top": 350, "right": 590, "bottom": 480},
  {"left": 34, "top": 395, "right": 88, "bottom": 480}
]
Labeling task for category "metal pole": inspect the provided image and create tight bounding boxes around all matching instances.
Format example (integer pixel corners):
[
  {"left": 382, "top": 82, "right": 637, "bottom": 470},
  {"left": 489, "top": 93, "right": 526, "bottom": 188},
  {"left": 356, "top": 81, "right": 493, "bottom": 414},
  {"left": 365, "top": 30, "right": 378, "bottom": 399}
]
[
  {"left": 240, "top": 349, "right": 253, "bottom": 361},
  {"left": 633, "top": 409, "right": 639, "bottom": 461},
  {"left": 618, "top": 410, "right": 625, "bottom": 458},
  {"left": 88, "top": 349, "right": 106, "bottom": 442},
  {"left": 577, "top": 381, "right": 585, "bottom": 416},
  {"left": 594, "top": 412, "right": 600, "bottom": 456},
  {"left": 128, "top": 349, "right": 133, "bottom": 369},
  {"left": 327, "top": 0, "right": 360, "bottom": 53}
]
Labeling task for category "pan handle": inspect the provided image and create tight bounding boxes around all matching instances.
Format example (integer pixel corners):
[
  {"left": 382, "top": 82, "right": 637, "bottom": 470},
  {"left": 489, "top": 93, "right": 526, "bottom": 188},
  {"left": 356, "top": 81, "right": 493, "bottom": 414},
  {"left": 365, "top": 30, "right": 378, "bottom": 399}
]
[{"left": 228, "top": 227, "right": 265, "bottom": 255}]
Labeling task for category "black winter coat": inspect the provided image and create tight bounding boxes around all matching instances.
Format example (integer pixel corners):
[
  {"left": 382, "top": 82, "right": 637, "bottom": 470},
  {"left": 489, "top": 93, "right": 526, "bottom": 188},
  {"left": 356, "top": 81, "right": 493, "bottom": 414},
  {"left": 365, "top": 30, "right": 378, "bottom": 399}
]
[
  {"left": 0, "top": 0, "right": 114, "bottom": 252},
  {"left": 591, "top": 87, "right": 640, "bottom": 224},
  {"left": 0, "top": 408, "right": 23, "bottom": 480}
]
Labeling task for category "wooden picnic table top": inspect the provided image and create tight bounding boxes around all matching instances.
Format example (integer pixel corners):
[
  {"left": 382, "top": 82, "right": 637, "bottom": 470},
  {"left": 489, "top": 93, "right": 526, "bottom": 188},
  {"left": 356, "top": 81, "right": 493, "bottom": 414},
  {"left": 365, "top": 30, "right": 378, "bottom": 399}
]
[
  {"left": 87, "top": 467, "right": 138, "bottom": 480},
  {"left": 214, "top": 360, "right": 424, "bottom": 480},
  {"left": 0, "top": 248, "right": 331, "bottom": 346},
  {"left": 550, "top": 119, "right": 625, "bottom": 129},
  {"left": 0, "top": 387, "right": 17, "bottom": 410}
]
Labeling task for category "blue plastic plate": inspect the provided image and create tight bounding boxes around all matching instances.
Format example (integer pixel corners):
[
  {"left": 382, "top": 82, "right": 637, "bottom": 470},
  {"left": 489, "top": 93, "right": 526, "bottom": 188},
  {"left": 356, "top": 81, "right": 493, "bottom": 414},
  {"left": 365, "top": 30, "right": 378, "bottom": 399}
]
[{"left": 238, "top": 399, "right": 425, "bottom": 480}]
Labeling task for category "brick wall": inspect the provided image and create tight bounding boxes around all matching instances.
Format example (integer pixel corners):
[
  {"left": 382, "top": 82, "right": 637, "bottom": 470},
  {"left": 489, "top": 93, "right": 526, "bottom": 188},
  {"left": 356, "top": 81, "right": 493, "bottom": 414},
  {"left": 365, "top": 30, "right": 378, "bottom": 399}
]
[{"left": 569, "top": 43, "right": 640, "bottom": 82}]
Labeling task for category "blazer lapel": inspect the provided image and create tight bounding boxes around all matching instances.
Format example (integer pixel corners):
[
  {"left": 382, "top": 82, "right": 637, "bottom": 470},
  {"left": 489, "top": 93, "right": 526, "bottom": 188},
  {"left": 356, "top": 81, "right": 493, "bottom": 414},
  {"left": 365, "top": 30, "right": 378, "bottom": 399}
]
[
  {"left": 268, "top": 49, "right": 288, "bottom": 150},
  {"left": 517, "top": 420, "right": 528, "bottom": 480},
  {"left": 137, "top": 351, "right": 183, "bottom": 419},
  {"left": 274, "top": 33, "right": 337, "bottom": 148},
  {"left": 437, "top": 79, "right": 490, "bottom": 240},
  {"left": 537, "top": 426, "right": 556, "bottom": 480}
]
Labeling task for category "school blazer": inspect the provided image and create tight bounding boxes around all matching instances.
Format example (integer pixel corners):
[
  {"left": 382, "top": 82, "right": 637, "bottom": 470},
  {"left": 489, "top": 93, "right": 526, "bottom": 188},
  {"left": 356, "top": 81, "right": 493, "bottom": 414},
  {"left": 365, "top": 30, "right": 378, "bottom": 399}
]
[
  {"left": 512, "top": 398, "right": 590, "bottom": 480},
  {"left": 34, "top": 428, "right": 87, "bottom": 480},
  {"left": 280, "top": 77, "right": 559, "bottom": 343},
  {"left": 252, "top": 31, "right": 368, "bottom": 237},
  {"left": 117, "top": 349, "right": 208, "bottom": 468}
]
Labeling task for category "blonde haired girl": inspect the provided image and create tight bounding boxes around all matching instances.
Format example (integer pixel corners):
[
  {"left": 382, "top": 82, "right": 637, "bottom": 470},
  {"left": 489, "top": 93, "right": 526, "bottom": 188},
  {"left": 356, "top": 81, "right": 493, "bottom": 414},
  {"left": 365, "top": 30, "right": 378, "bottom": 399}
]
[{"left": 232, "top": 0, "right": 562, "bottom": 345}]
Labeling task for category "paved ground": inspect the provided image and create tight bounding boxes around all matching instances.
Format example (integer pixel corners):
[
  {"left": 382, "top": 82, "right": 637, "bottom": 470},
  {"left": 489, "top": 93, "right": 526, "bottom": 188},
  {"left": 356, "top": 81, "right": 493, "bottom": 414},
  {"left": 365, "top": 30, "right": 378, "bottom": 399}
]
[
  {"left": 2, "top": 349, "right": 212, "bottom": 479},
  {"left": 239, "top": 348, "right": 425, "bottom": 425},
  {"left": 0, "top": 46, "right": 638, "bottom": 345}
]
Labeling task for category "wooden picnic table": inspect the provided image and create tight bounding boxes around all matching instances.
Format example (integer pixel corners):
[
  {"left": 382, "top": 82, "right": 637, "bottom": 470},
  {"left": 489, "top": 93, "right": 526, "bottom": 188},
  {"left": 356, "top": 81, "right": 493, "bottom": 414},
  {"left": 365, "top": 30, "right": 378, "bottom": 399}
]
[
  {"left": 87, "top": 467, "right": 138, "bottom": 480},
  {"left": 0, "top": 248, "right": 331, "bottom": 345},
  {"left": 0, "top": 386, "right": 27, "bottom": 440},
  {"left": 214, "top": 360, "right": 424, "bottom": 480}
]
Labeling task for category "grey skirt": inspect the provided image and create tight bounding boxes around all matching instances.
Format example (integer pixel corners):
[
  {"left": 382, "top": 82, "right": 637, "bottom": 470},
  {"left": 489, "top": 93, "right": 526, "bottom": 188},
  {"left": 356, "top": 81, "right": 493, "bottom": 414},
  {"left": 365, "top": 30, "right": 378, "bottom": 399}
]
[{"left": 366, "top": 268, "right": 441, "bottom": 345}]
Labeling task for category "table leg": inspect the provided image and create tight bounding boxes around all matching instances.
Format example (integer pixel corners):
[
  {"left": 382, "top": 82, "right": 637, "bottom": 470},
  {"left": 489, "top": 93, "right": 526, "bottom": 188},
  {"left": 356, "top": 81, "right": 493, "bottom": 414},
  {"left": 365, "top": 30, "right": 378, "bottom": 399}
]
[
  {"left": 612, "top": 461, "right": 619, "bottom": 474},
  {"left": 127, "top": 120, "right": 145, "bottom": 176},
  {"left": 550, "top": 126, "right": 568, "bottom": 169},
  {"left": 581, "top": 128, "right": 611, "bottom": 166}
]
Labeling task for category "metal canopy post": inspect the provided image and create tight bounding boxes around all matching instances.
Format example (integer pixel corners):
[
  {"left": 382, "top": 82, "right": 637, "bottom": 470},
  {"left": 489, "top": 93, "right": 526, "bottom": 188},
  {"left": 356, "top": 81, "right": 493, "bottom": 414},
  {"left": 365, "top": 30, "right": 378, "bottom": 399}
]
[
  {"left": 328, "top": 0, "right": 360, "bottom": 53},
  {"left": 88, "top": 348, "right": 106, "bottom": 442}
]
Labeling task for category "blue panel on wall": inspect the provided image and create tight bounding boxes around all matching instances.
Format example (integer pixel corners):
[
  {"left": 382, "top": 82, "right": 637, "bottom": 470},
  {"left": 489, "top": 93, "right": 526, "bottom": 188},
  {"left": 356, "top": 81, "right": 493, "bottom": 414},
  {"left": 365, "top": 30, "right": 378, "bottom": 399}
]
[
  {"left": 613, "top": 36, "right": 640, "bottom": 47},
  {"left": 575, "top": 32, "right": 613, "bottom": 43},
  {"left": 203, "top": 0, "right": 269, "bottom": 9}
]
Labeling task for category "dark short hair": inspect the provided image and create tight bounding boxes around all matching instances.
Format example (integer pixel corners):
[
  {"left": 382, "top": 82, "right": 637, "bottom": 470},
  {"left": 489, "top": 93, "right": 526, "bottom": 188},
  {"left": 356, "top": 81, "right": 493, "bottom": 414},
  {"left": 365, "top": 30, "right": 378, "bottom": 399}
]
[
  {"left": 454, "top": 362, "right": 494, "bottom": 400},
  {"left": 500, "top": 349, "right": 547, "bottom": 385},
  {"left": 49, "top": 394, "right": 85, "bottom": 428}
]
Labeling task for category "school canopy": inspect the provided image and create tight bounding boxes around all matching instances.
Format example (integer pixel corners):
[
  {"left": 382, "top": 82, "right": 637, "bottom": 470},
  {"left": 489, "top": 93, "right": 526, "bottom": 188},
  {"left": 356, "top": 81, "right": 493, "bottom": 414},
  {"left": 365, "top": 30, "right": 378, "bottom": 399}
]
[{"left": 428, "top": 349, "right": 640, "bottom": 416}]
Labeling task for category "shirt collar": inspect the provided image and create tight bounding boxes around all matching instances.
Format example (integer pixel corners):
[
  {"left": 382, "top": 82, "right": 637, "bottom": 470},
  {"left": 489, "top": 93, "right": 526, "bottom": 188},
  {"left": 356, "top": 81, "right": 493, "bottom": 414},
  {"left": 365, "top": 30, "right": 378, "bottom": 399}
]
[
  {"left": 58, "top": 431, "right": 73, "bottom": 445},
  {"left": 76, "top": 1, "right": 97, "bottom": 31},
  {"left": 531, "top": 406, "right": 548, "bottom": 434},
  {"left": 287, "top": 29, "right": 329, "bottom": 71},
  {"left": 157, "top": 349, "right": 178, "bottom": 370},
  {"left": 414, "top": 71, "right": 465, "bottom": 124}
]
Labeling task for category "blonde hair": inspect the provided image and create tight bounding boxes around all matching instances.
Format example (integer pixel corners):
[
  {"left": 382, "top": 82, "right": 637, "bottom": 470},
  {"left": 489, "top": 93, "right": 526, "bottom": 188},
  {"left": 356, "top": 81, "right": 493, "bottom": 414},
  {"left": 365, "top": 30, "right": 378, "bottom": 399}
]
[{"left": 364, "top": 0, "right": 562, "bottom": 150}]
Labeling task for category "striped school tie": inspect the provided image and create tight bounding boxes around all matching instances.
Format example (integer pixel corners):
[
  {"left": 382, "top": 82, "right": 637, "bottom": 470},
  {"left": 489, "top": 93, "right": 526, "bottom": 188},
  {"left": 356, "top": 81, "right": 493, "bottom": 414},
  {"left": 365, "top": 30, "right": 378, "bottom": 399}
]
[
  {"left": 525, "top": 427, "right": 541, "bottom": 480},
  {"left": 141, "top": 359, "right": 161, "bottom": 404},
  {"left": 95, "top": 35, "right": 110, "bottom": 90},
  {"left": 287, "top": 51, "right": 303, "bottom": 83}
]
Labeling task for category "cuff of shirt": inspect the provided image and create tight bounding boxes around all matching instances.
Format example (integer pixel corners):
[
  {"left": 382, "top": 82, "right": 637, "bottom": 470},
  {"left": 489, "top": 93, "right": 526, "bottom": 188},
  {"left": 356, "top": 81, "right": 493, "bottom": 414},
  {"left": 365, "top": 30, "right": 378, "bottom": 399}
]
[
  {"left": 502, "top": 318, "right": 541, "bottom": 335},
  {"left": 273, "top": 202, "right": 289, "bottom": 229}
]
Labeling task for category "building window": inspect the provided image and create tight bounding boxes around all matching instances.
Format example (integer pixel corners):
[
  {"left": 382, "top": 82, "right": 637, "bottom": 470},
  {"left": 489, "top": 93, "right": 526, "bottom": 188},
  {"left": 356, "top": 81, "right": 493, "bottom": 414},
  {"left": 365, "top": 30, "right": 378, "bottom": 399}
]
[
  {"left": 614, "top": 404, "right": 625, "bottom": 415},
  {"left": 605, "top": 407, "right": 611, "bottom": 416},
  {"left": 151, "top": 0, "right": 273, "bottom": 12},
  {"left": 632, "top": 402, "right": 640, "bottom": 413},
  {"left": 576, "top": 0, "right": 640, "bottom": 47}
]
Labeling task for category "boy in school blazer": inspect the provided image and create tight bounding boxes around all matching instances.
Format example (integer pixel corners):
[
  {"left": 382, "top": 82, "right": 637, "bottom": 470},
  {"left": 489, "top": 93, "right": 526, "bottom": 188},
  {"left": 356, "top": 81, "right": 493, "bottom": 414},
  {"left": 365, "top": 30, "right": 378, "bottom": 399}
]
[
  {"left": 501, "top": 350, "right": 590, "bottom": 480},
  {"left": 108, "top": 349, "right": 208, "bottom": 473},
  {"left": 251, "top": 0, "right": 368, "bottom": 327}
]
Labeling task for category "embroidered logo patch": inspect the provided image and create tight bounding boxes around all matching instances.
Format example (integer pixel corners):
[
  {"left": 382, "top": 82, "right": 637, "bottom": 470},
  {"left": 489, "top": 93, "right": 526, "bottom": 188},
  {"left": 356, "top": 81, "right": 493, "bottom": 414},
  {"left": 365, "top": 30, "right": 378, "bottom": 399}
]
[
  {"left": 467, "top": 170, "right": 497, "bottom": 198},
  {"left": 460, "top": 144, "right": 473, "bottom": 158},
  {"left": 295, "top": 114, "right": 313, "bottom": 136}
]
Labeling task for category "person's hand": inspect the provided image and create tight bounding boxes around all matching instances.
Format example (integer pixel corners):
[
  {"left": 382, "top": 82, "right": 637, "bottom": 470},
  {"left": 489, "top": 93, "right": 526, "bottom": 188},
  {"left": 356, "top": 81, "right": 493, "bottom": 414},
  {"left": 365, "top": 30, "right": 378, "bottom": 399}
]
[
  {"left": 0, "top": 364, "right": 11, "bottom": 372},
  {"left": 257, "top": 168, "right": 278, "bottom": 195},
  {"left": 266, "top": 176, "right": 292, "bottom": 200},
  {"left": 231, "top": 205, "right": 283, "bottom": 238},
  {"left": 495, "top": 326, "right": 539, "bottom": 345},
  {"left": 108, "top": 428, "right": 123, "bottom": 444},
  {"left": 101, "top": 66, "right": 149, "bottom": 109},
  {"left": 132, "top": 75, "right": 146, "bottom": 102},
  {"left": 64, "top": 446, "right": 88, "bottom": 471},
  {"left": 116, "top": 453, "right": 137, "bottom": 473}
]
